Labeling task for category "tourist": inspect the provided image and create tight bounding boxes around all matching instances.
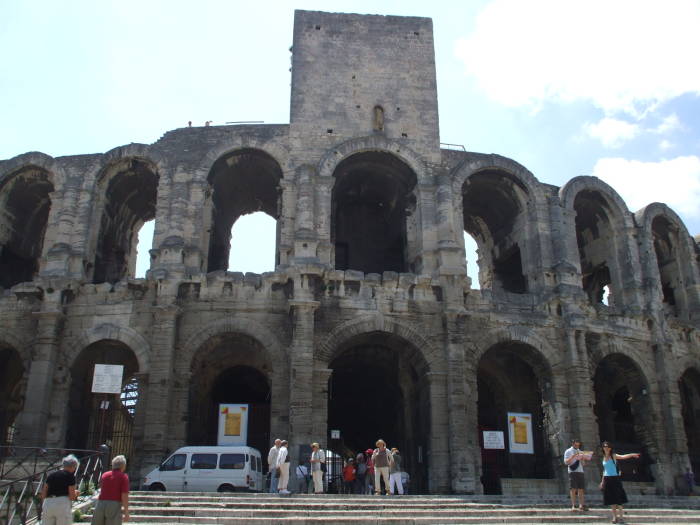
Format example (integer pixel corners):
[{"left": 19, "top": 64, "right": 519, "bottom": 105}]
[
  {"left": 685, "top": 468, "right": 695, "bottom": 495},
  {"left": 91, "top": 455, "right": 129, "bottom": 525},
  {"left": 364, "top": 448, "right": 375, "bottom": 494},
  {"left": 310, "top": 442, "right": 326, "bottom": 494},
  {"left": 563, "top": 438, "right": 588, "bottom": 511},
  {"left": 268, "top": 438, "right": 281, "bottom": 493},
  {"left": 342, "top": 458, "right": 356, "bottom": 494},
  {"left": 295, "top": 461, "right": 311, "bottom": 493},
  {"left": 372, "top": 439, "right": 393, "bottom": 495},
  {"left": 276, "top": 440, "right": 291, "bottom": 494},
  {"left": 354, "top": 451, "right": 367, "bottom": 494},
  {"left": 599, "top": 441, "right": 640, "bottom": 524},
  {"left": 41, "top": 454, "right": 78, "bottom": 525},
  {"left": 389, "top": 447, "right": 404, "bottom": 495}
]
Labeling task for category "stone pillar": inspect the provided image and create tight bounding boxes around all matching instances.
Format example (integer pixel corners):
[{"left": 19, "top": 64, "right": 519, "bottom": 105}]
[
  {"left": 651, "top": 341, "right": 689, "bottom": 494},
  {"left": 15, "top": 309, "right": 64, "bottom": 446},
  {"left": 427, "top": 371, "right": 450, "bottom": 493},
  {"left": 564, "top": 328, "right": 600, "bottom": 486},
  {"left": 139, "top": 303, "right": 179, "bottom": 474},
  {"left": 311, "top": 368, "right": 332, "bottom": 447},
  {"left": 278, "top": 178, "right": 296, "bottom": 266},
  {"left": 287, "top": 290, "right": 319, "bottom": 464},
  {"left": 314, "top": 176, "right": 333, "bottom": 266},
  {"left": 293, "top": 166, "right": 320, "bottom": 263},
  {"left": 444, "top": 313, "right": 476, "bottom": 493}
]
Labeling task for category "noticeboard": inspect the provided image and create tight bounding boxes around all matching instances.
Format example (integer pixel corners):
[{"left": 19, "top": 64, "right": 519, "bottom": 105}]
[{"left": 91, "top": 364, "right": 124, "bottom": 394}]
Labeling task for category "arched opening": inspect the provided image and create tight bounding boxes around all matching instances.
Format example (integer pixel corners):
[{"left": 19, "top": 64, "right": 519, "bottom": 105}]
[
  {"left": 0, "top": 166, "right": 53, "bottom": 289},
  {"left": 66, "top": 341, "right": 139, "bottom": 460},
  {"left": 462, "top": 171, "right": 528, "bottom": 294},
  {"left": 92, "top": 159, "right": 158, "bottom": 283},
  {"left": 573, "top": 190, "right": 618, "bottom": 306},
  {"left": 680, "top": 368, "right": 700, "bottom": 475},
  {"left": 477, "top": 342, "right": 554, "bottom": 494},
  {"left": 206, "top": 149, "right": 282, "bottom": 273},
  {"left": 228, "top": 212, "right": 276, "bottom": 273},
  {"left": 134, "top": 219, "right": 154, "bottom": 278},
  {"left": 463, "top": 231, "right": 480, "bottom": 289},
  {"left": 0, "top": 346, "right": 24, "bottom": 445},
  {"left": 652, "top": 215, "right": 684, "bottom": 315},
  {"left": 188, "top": 333, "right": 271, "bottom": 455},
  {"left": 593, "top": 353, "right": 655, "bottom": 481},
  {"left": 331, "top": 152, "right": 417, "bottom": 274},
  {"left": 327, "top": 331, "right": 430, "bottom": 492}
]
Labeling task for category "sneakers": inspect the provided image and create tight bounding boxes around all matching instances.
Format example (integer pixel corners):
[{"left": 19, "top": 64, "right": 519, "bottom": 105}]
[{"left": 279, "top": 489, "right": 291, "bottom": 495}]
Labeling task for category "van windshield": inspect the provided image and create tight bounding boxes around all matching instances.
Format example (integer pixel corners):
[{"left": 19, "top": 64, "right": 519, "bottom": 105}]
[
  {"left": 220, "top": 453, "right": 245, "bottom": 469},
  {"left": 161, "top": 453, "right": 186, "bottom": 471}
]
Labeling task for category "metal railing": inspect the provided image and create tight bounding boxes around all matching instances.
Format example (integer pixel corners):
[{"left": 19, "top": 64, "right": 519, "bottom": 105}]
[{"left": 0, "top": 446, "right": 108, "bottom": 525}]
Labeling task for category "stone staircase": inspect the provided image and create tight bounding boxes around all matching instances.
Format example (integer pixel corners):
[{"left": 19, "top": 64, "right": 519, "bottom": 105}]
[{"left": 80, "top": 491, "right": 700, "bottom": 524}]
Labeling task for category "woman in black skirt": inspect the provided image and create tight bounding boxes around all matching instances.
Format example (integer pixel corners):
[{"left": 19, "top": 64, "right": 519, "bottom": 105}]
[{"left": 599, "top": 441, "right": 641, "bottom": 524}]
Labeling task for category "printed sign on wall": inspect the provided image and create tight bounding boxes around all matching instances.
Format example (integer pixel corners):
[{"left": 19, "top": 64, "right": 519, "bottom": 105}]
[
  {"left": 91, "top": 364, "right": 124, "bottom": 394},
  {"left": 507, "top": 412, "right": 534, "bottom": 454},
  {"left": 483, "top": 430, "right": 505, "bottom": 450},
  {"left": 217, "top": 404, "right": 249, "bottom": 445}
]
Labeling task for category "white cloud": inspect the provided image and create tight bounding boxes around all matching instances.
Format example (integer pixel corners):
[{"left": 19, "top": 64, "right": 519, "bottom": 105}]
[
  {"left": 584, "top": 118, "right": 639, "bottom": 148},
  {"left": 650, "top": 113, "right": 681, "bottom": 135},
  {"left": 455, "top": 0, "right": 700, "bottom": 116},
  {"left": 592, "top": 156, "right": 700, "bottom": 220},
  {"left": 658, "top": 139, "right": 674, "bottom": 151}
]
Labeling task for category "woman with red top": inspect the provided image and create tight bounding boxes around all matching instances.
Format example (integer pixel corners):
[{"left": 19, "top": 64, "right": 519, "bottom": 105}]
[{"left": 91, "top": 455, "right": 129, "bottom": 525}]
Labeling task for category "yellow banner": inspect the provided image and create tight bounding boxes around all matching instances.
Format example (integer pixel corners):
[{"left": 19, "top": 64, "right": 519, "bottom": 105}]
[{"left": 225, "top": 413, "right": 241, "bottom": 436}]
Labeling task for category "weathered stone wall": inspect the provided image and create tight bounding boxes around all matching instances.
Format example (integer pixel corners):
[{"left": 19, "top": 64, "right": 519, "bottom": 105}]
[{"left": 0, "top": 9, "right": 698, "bottom": 495}]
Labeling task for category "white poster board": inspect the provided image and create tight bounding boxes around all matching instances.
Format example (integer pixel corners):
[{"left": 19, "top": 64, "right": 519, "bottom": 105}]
[
  {"left": 217, "top": 404, "right": 249, "bottom": 445},
  {"left": 91, "top": 364, "right": 124, "bottom": 394},
  {"left": 507, "top": 412, "right": 534, "bottom": 454},
  {"left": 483, "top": 430, "right": 505, "bottom": 449}
]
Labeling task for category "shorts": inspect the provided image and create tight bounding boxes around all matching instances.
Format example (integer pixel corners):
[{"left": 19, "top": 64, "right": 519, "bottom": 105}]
[{"left": 569, "top": 471, "right": 585, "bottom": 489}]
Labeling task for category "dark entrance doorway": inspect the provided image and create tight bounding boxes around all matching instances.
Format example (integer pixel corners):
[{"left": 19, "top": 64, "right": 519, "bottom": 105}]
[
  {"left": 679, "top": 368, "right": 700, "bottom": 476},
  {"left": 477, "top": 343, "right": 554, "bottom": 494},
  {"left": 189, "top": 334, "right": 271, "bottom": 455},
  {"left": 66, "top": 340, "right": 139, "bottom": 460},
  {"left": 593, "top": 353, "right": 655, "bottom": 481},
  {"left": 0, "top": 347, "right": 24, "bottom": 445},
  {"left": 327, "top": 332, "right": 430, "bottom": 493}
]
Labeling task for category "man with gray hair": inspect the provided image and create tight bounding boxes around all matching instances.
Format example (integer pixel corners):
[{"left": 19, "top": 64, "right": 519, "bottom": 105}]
[
  {"left": 91, "top": 455, "right": 129, "bottom": 524},
  {"left": 41, "top": 454, "right": 79, "bottom": 525}
]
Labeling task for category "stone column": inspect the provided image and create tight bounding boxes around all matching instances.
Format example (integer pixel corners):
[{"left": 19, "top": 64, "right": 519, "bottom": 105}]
[
  {"left": 287, "top": 292, "right": 319, "bottom": 465},
  {"left": 444, "top": 313, "right": 476, "bottom": 493},
  {"left": 427, "top": 371, "right": 450, "bottom": 493},
  {"left": 564, "top": 328, "right": 600, "bottom": 485},
  {"left": 311, "top": 368, "right": 332, "bottom": 447},
  {"left": 314, "top": 176, "right": 333, "bottom": 266},
  {"left": 139, "top": 303, "right": 179, "bottom": 474},
  {"left": 15, "top": 309, "right": 64, "bottom": 446}
]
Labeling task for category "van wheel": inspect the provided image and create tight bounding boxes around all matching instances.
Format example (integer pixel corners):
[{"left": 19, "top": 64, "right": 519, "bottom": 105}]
[
  {"left": 149, "top": 483, "right": 166, "bottom": 491},
  {"left": 218, "top": 484, "right": 236, "bottom": 493}
]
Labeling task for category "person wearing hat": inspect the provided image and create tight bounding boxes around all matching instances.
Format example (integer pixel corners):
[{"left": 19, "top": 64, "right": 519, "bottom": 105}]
[
  {"left": 310, "top": 442, "right": 326, "bottom": 494},
  {"left": 371, "top": 439, "right": 394, "bottom": 495},
  {"left": 364, "top": 448, "right": 375, "bottom": 494},
  {"left": 342, "top": 458, "right": 356, "bottom": 494}
]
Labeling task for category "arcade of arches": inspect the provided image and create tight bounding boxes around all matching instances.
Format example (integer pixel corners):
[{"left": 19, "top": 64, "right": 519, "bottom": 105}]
[{"left": 2, "top": 10, "right": 699, "bottom": 499}]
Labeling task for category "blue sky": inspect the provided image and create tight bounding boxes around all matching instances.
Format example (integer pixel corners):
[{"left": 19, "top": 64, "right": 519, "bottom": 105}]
[{"left": 2, "top": 1, "right": 699, "bottom": 279}]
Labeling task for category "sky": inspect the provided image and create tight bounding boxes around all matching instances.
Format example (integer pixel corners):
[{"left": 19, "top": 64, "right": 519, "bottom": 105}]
[{"left": 2, "top": 0, "right": 699, "bottom": 280}]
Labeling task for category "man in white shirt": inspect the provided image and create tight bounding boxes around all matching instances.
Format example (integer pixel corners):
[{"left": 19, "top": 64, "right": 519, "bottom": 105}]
[
  {"left": 276, "top": 440, "right": 291, "bottom": 494},
  {"left": 564, "top": 438, "right": 588, "bottom": 511},
  {"left": 267, "top": 438, "right": 281, "bottom": 493}
]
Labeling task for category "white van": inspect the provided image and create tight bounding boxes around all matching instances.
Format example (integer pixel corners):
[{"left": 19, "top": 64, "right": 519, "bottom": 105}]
[{"left": 143, "top": 446, "right": 263, "bottom": 492}]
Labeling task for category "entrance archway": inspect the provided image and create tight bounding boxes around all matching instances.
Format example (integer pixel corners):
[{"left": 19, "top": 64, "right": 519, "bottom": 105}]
[
  {"left": 680, "top": 368, "right": 700, "bottom": 475},
  {"left": 189, "top": 333, "right": 271, "bottom": 455},
  {"left": 477, "top": 342, "right": 554, "bottom": 494},
  {"left": 0, "top": 346, "right": 24, "bottom": 445},
  {"left": 327, "top": 331, "right": 430, "bottom": 493},
  {"left": 593, "top": 353, "right": 655, "bottom": 481},
  {"left": 66, "top": 341, "right": 139, "bottom": 459}
]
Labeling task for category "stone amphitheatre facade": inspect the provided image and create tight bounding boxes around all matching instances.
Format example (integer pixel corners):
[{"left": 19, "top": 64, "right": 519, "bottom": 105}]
[{"left": 1, "top": 10, "right": 699, "bottom": 495}]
